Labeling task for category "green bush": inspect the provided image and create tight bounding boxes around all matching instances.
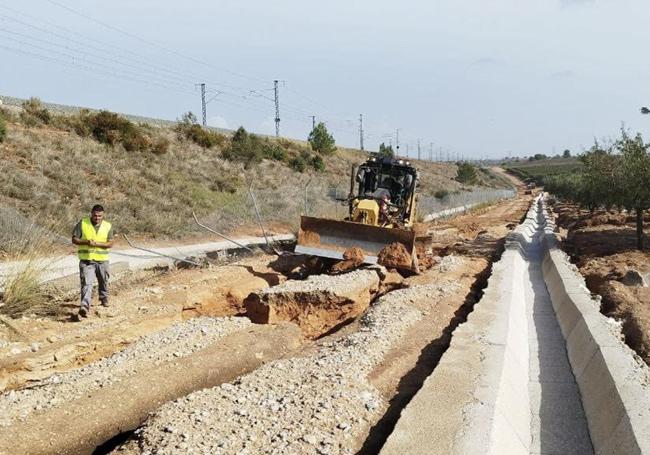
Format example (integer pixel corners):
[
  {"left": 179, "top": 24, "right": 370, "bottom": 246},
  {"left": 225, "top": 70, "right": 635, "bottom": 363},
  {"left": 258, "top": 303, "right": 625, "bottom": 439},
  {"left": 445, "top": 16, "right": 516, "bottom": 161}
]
[
  {"left": 261, "top": 141, "right": 288, "bottom": 161},
  {"left": 62, "top": 109, "right": 165, "bottom": 153},
  {"left": 0, "top": 113, "right": 6, "bottom": 143},
  {"left": 222, "top": 127, "right": 264, "bottom": 167},
  {"left": 308, "top": 122, "right": 336, "bottom": 155},
  {"left": 455, "top": 162, "right": 478, "bottom": 185},
  {"left": 434, "top": 189, "right": 449, "bottom": 199},
  {"left": 20, "top": 97, "right": 51, "bottom": 126},
  {"left": 311, "top": 154, "right": 325, "bottom": 172},
  {"left": 289, "top": 156, "right": 307, "bottom": 172},
  {"left": 176, "top": 111, "right": 226, "bottom": 148}
]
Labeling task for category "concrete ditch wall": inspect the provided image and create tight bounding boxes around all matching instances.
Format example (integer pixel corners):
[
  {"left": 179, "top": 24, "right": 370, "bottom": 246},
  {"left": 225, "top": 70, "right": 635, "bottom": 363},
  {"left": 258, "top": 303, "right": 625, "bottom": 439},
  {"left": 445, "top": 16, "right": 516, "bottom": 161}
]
[
  {"left": 382, "top": 197, "right": 542, "bottom": 454},
  {"left": 540, "top": 198, "right": 650, "bottom": 454},
  {"left": 383, "top": 195, "right": 650, "bottom": 454}
]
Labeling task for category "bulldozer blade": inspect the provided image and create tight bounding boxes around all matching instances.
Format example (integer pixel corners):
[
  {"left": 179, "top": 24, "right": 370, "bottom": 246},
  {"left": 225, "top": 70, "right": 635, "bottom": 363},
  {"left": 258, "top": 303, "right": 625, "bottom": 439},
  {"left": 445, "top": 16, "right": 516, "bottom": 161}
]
[{"left": 295, "top": 216, "right": 418, "bottom": 272}]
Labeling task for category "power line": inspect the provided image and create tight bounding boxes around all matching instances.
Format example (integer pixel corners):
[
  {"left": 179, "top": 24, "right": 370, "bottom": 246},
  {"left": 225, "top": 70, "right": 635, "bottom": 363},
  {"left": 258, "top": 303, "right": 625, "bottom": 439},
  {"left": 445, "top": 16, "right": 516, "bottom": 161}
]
[{"left": 42, "top": 0, "right": 267, "bottom": 85}]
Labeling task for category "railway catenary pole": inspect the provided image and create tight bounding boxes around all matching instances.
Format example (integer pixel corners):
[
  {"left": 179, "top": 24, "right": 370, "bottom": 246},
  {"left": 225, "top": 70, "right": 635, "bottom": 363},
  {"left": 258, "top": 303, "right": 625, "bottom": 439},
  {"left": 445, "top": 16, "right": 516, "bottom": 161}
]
[
  {"left": 358, "top": 114, "right": 363, "bottom": 151},
  {"left": 395, "top": 128, "right": 400, "bottom": 154},
  {"left": 199, "top": 83, "right": 207, "bottom": 127},
  {"left": 417, "top": 138, "right": 421, "bottom": 161},
  {"left": 274, "top": 80, "right": 280, "bottom": 137}
]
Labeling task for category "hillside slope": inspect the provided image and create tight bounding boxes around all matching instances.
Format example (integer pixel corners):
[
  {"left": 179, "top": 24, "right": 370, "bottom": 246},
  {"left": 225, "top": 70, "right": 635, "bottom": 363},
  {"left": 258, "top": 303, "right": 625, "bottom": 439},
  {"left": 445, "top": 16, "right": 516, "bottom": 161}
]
[{"left": 0, "top": 97, "right": 507, "bottom": 253}]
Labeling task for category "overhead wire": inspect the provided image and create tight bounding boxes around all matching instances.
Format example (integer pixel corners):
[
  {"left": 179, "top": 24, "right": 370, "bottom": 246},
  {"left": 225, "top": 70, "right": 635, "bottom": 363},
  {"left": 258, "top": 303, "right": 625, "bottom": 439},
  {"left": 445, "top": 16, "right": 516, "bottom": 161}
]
[{"left": 0, "top": 1, "right": 434, "bottom": 149}]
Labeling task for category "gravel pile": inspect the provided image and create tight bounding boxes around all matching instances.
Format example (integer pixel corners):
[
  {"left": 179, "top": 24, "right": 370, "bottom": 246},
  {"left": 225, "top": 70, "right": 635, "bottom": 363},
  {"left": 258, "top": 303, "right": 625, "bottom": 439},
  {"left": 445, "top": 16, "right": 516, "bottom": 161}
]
[
  {"left": 437, "top": 254, "right": 461, "bottom": 272},
  {"left": 0, "top": 316, "right": 250, "bottom": 427},
  {"left": 129, "top": 282, "right": 456, "bottom": 455}
]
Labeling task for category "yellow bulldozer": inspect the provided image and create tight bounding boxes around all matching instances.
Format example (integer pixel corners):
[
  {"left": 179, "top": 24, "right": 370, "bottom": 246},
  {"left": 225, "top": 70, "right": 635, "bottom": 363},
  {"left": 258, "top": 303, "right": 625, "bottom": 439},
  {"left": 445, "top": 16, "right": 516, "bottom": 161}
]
[{"left": 295, "top": 154, "right": 423, "bottom": 272}]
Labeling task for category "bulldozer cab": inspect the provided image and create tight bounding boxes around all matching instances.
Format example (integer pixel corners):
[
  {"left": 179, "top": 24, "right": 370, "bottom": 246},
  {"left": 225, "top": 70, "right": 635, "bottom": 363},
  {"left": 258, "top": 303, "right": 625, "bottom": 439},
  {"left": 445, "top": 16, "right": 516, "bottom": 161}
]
[
  {"left": 352, "top": 155, "right": 418, "bottom": 227},
  {"left": 294, "top": 154, "right": 420, "bottom": 273}
]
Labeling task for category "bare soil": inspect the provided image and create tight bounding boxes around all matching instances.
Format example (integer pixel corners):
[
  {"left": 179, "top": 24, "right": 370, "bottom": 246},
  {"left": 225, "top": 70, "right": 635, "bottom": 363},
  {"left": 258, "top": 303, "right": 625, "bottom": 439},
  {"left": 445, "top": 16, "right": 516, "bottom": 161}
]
[
  {"left": 0, "top": 255, "right": 280, "bottom": 391},
  {"left": 0, "top": 182, "right": 533, "bottom": 454},
  {"left": 553, "top": 202, "right": 650, "bottom": 366}
]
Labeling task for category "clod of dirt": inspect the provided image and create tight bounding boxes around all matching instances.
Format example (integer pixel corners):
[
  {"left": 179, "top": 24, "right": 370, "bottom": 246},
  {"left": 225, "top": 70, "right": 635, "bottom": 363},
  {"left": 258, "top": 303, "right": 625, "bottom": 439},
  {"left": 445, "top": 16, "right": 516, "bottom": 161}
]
[
  {"left": 331, "top": 247, "right": 366, "bottom": 274},
  {"left": 377, "top": 242, "right": 412, "bottom": 270},
  {"left": 244, "top": 269, "right": 381, "bottom": 338},
  {"left": 620, "top": 270, "right": 648, "bottom": 287},
  {"left": 298, "top": 230, "right": 321, "bottom": 246}
]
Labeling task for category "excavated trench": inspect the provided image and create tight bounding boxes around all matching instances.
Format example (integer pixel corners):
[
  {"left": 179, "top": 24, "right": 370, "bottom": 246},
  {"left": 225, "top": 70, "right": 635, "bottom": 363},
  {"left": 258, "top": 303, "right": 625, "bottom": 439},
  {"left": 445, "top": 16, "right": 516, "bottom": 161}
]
[{"left": 358, "top": 246, "right": 503, "bottom": 454}]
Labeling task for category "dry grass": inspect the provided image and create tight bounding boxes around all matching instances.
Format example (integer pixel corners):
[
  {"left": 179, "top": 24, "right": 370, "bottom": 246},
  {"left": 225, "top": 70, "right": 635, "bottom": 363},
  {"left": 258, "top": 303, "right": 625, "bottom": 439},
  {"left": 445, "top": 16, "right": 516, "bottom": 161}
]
[
  {"left": 0, "top": 104, "right": 509, "bottom": 244},
  {"left": 0, "top": 216, "right": 66, "bottom": 319}
]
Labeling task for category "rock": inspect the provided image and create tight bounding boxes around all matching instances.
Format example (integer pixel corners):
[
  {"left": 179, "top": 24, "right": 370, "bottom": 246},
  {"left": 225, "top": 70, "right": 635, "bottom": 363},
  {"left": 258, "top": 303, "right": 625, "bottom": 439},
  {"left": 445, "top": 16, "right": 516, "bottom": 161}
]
[
  {"left": 30, "top": 343, "right": 39, "bottom": 353},
  {"left": 377, "top": 242, "right": 413, "bottom": 270},
  {"left": 244, "top": 269, "right": 381, "bottom": 339},
  {"left": 302, "top": 434, "right": 318, "bottom": 445},
  {"left": 620, "top": 270, "right": 648, "bottom": 287}
]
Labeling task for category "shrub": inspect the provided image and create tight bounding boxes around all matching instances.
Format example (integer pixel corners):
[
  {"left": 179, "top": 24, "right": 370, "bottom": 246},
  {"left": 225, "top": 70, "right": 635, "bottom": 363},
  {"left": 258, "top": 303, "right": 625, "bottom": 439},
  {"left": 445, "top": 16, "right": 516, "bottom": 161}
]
[
  {"left": 150, "top": 137, "right": 170, "bottom": 155},
  {"left": 176, "top": 111, "right": 226, "bottom": 148},
  {"left": 262, "top": 141, "right": 288, "bottom": 161},
  {"left": 0, "top": 112, "right": 6, "bottom": 143},
  {"left": 308, "top": 122, "right": 336, "bottom": 155},
  {"left": 20, "top": 97, "right": 51, "bottom": 125},
  {"left": 66, "top": 110, "right": 163, "bottom": 153},
  {"left": 434, "top": 189, "right": 449, "bottom": 200},
  {"left": 289, "top": 156, "right": 307, "bottom": 172},
  {"left": 455, "top": 162, "right": 478, "bottom": 184},
  {"left": 311, "top": 154, "right": 325, "bottom": 172},
  {"left": 222, "top": 127, "right": 264, "bottom": 167}
]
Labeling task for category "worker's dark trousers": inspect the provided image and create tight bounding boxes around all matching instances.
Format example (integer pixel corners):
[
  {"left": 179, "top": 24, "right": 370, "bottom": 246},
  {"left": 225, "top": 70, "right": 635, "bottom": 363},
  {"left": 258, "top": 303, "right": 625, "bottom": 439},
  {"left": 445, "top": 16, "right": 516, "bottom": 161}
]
[{"left": 79, "top": 260, "right": 109, "bottom": 309}]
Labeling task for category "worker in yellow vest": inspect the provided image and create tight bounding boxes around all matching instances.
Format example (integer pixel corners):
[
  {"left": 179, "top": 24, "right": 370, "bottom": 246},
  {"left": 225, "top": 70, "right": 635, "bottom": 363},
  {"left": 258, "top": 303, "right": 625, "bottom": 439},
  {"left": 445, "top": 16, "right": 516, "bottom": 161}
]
[{"left": 71, "top": 204, "right": 114, "bottom": 319}]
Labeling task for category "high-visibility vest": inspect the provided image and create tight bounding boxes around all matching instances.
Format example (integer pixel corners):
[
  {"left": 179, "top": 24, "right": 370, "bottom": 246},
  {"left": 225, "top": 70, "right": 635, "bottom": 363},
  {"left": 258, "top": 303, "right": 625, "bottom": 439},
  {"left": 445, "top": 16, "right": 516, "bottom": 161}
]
[{"left": 77, "top": 217, "right": 112, "bottom": 261}]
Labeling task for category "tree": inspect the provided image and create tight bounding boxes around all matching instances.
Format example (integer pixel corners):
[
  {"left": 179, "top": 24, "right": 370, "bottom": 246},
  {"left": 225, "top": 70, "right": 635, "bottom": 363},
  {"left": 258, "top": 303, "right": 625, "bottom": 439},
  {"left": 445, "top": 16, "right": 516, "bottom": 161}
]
[
  {"left": 308, "top": 122, "right": 336, "bottom": 155},
  {"left": 563, "top": 149, "right": 571, "bottom": 158},
  {"left": 617, "top": 131, "right": 650, "bottom": 249},
  {"left": 544, "top": 130, "right": 650, "bottom": 250},
  {"left": 455, "top": 162, "right": 477, "bottom": 184},
  {"left": 378, "top": 142, "right": 394, "bottom": 158}
]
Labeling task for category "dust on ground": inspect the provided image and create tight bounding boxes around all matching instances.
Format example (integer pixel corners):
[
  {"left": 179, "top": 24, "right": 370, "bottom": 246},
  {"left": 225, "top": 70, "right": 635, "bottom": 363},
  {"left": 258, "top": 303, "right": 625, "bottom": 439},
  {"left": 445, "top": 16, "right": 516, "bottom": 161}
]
[{"left": 553, "top": 202, "right": 650, "bottom": 366}]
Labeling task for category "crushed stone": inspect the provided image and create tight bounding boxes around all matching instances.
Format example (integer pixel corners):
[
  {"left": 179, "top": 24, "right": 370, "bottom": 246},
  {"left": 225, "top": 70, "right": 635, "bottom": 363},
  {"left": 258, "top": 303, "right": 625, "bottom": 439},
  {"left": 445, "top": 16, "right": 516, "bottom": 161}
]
[
  {"left": 0, "top": 316, "right": 250, "bottom": 427},
  {"left": 130, "top": 282, "right": 457, "bottom": 455}
]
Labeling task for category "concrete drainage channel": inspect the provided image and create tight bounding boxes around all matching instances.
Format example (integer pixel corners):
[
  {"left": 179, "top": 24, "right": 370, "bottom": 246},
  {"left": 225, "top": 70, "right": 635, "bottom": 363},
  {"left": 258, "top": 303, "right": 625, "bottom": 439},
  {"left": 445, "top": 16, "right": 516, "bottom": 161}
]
[{"left": 382, "top": 195, "right": 650, "bottom": 455}]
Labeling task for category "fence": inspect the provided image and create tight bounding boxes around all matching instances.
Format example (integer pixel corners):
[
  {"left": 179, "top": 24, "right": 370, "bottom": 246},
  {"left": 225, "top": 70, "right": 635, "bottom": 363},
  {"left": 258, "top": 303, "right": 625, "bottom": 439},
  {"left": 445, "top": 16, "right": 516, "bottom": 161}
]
[{"left": 418, "top": 188, "right": 517, "bottom": 219}]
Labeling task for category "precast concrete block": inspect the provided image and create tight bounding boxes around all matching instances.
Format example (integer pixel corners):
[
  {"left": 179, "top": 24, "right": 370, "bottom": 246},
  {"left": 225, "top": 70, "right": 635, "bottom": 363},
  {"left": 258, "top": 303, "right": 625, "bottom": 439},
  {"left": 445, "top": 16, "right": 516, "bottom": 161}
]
[
  {"left": 487, "top": 408, "right": 529, "bottom": 455},
  {"left": 596, "top": 415, "right": 643, "bottom": 455},
  {"left": 576, "top": 348, "right": 626, "bottom": 452},
  {"left": 553, "top": 293, "right": 593, "bottom": 341}
]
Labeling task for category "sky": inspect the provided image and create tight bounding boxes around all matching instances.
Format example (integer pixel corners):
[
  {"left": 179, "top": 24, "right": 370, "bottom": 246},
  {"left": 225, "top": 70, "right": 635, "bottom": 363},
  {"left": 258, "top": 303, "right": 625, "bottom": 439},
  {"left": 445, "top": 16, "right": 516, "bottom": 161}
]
[{"left": 2, "top": 0, "right": 650, "bottom": 159}]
